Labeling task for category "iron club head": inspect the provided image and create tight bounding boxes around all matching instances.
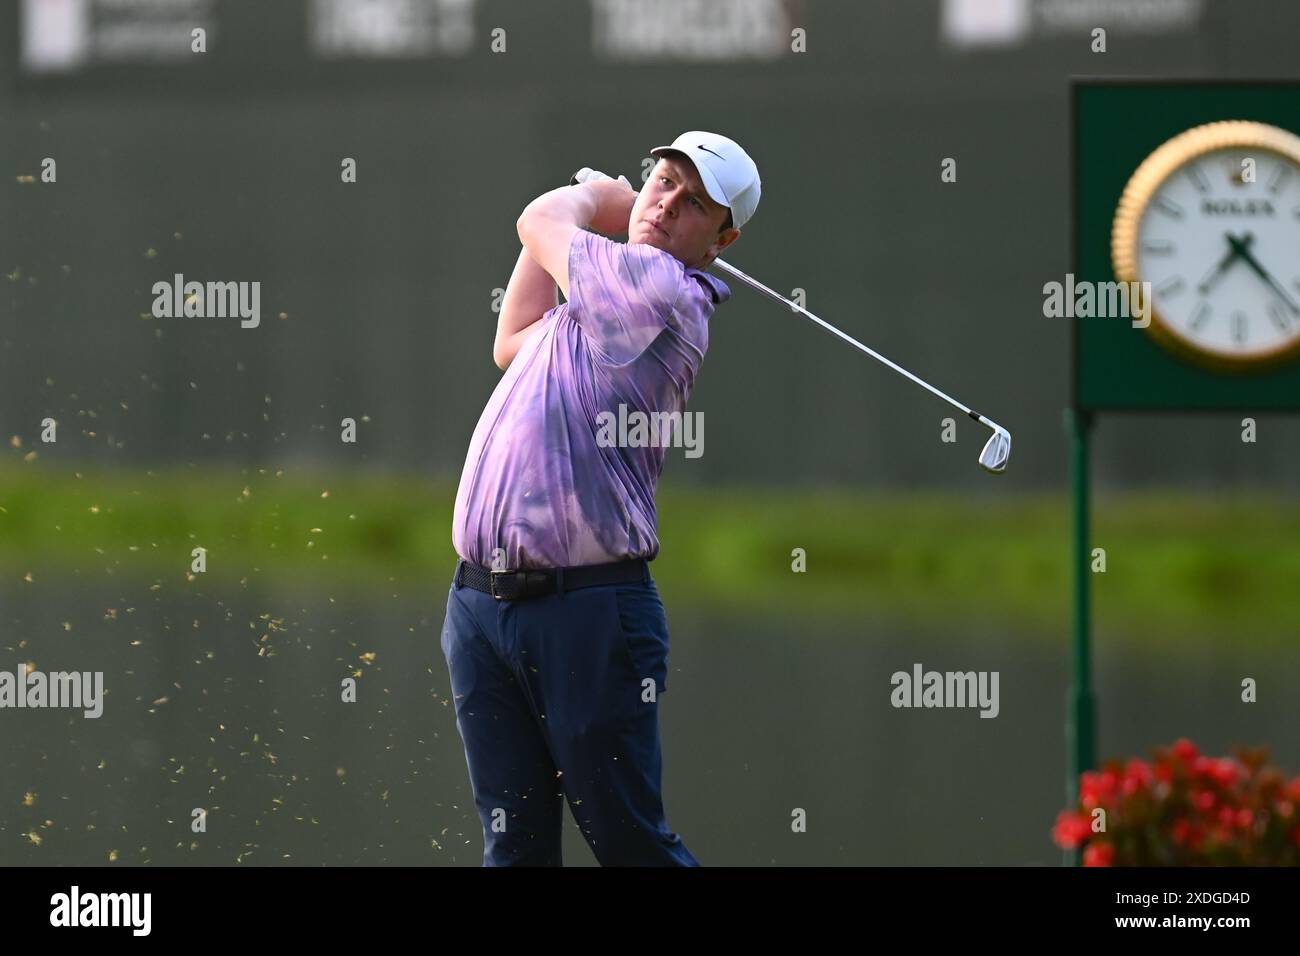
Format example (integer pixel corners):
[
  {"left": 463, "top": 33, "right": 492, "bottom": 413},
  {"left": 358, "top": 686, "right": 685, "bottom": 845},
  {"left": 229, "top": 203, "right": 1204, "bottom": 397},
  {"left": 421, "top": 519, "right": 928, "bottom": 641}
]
[{"left": 979, "top": 426, "right": 1011, "bottom": 474}]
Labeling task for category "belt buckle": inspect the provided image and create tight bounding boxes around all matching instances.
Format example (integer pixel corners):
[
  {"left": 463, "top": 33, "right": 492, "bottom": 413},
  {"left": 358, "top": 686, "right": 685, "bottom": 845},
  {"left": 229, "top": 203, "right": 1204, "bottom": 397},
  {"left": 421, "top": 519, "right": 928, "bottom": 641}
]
[{"left": 489, "top": 568, "right": 513, "bottom": 601}]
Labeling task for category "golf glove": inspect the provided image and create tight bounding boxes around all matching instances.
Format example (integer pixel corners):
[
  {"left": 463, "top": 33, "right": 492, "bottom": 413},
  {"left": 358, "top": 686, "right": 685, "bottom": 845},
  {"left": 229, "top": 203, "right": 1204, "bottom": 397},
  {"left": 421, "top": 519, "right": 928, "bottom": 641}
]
[{"left": 569, "top": 167, "right": 633, "bottom": 190}]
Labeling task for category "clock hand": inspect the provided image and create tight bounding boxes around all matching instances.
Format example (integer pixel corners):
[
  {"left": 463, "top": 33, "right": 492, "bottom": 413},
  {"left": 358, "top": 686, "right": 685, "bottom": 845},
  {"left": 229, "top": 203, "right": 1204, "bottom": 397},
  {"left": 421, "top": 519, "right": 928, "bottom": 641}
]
[
  {"left": 1227, "top": 232, "right": 1300, "bottom": 315},
  {"left": 1196, "top": 232, "right": 1250, "bottom": 295}
]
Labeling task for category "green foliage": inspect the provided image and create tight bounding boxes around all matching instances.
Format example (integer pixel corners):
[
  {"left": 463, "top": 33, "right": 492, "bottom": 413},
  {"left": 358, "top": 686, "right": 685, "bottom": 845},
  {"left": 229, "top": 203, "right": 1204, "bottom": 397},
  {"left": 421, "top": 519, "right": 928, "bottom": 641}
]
[
  {"left": 1, "top": 465, "right": 1297, "bottom": 642},
  {"left": 1055, "top": 739, "right": 1300, "bottom": 866}
]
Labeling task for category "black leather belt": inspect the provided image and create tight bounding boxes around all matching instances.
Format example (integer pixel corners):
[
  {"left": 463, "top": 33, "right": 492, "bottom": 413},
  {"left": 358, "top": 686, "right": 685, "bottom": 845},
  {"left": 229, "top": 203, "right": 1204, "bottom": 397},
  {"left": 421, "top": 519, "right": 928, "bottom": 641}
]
[{"left": 454, "top": 557, "right": 649, "bottom": 601}]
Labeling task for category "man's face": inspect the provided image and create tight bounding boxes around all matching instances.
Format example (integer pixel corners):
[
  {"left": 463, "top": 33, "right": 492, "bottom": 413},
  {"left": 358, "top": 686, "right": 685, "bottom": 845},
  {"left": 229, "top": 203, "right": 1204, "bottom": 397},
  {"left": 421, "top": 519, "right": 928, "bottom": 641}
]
[{"left": 628, "top": 156, "right": 740, "bottom": 270}]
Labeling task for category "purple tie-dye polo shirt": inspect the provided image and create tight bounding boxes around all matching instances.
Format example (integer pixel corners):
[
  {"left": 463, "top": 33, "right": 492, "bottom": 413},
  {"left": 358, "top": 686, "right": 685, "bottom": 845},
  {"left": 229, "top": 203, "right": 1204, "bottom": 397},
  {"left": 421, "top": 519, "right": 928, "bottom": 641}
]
[{"left": 453, "top": 229, "right": 731, "bottom": 570}]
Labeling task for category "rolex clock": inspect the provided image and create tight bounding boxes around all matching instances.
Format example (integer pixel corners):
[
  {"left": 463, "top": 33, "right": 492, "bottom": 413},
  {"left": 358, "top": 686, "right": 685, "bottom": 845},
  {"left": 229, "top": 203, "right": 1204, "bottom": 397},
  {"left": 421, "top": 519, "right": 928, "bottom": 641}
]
[{"left": 1112, "top": 120, "right": 1300, "bottom": 372}]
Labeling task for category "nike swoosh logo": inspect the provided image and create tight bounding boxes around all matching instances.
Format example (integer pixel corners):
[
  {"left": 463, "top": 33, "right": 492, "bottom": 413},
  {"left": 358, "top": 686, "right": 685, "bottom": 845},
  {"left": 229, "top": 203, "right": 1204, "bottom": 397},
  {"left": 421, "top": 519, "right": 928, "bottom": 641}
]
[{"left": 697, "top": 145, "right": 724, "bottom": 160}]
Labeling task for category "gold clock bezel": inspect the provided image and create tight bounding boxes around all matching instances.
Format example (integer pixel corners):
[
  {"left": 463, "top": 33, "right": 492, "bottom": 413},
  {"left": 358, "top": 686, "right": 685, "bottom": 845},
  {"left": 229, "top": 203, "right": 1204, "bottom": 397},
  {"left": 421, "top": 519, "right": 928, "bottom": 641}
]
[{"left": 1111, "top": 120, "right": 1300, "bottom": 373}]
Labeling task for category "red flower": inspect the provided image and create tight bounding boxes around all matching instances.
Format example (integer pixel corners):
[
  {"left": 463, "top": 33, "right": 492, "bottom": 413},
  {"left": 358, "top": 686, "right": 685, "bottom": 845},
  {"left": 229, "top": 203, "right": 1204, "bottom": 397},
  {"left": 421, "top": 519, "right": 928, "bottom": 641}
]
[
  {"left": 1083, "top": 842, "right": 1115, "bottom": 867},
  {"left": 1054, "top": 741, "right": 1299, "bottom": 864},
  {"left": 1079, "top": 771, "right": 1099, "bottom": 806},
  {"left": 1122, "top": 759, "right": 1153, "bottom": 796},
  {"left": 1173, "top": 738, "right": 1199, "bottom": 763},
  {"left": 1211, "top": 759, "right": 1242, "bottom": 788},
  {"left": 1080, "top": 770, "right": 1118, "bottom": 808},
  {"left": 1053, "top": 810, "right": 1093, "bottom": 849}
]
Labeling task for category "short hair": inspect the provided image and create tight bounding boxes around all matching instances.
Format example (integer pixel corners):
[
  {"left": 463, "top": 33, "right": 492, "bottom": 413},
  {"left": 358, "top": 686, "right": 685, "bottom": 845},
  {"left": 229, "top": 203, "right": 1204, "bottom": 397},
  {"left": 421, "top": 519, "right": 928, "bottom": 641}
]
[{"left": 719, "top": 209, "right": 733, "bottom": 233}]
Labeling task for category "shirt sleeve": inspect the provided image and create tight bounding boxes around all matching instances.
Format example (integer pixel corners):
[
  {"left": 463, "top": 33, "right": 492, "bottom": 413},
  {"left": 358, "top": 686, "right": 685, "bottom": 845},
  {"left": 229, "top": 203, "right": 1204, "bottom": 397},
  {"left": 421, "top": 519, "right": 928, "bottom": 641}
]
[{"left": 566, "top": 229, "right": 685, "bottom": 366}]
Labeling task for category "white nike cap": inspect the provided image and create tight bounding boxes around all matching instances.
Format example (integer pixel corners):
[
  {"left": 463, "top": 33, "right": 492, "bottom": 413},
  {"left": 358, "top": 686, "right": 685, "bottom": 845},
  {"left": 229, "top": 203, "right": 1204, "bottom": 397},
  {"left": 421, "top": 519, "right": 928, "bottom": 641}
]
[{"left": 650, "top": 131, "right": 761, "bottom": 230}]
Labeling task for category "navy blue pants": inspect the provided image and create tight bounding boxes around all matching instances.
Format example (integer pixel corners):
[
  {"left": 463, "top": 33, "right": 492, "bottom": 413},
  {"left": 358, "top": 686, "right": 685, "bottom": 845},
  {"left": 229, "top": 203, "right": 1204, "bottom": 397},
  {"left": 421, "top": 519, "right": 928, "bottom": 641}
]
[{"left": 439, "top": 564, "right": 699, "bottom": 866}]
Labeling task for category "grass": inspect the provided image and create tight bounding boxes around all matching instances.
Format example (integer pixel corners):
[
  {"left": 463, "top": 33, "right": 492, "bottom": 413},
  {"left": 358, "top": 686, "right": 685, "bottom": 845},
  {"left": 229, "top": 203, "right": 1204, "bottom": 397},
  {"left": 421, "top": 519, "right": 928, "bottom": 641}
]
[{"left": 1, "top": 461, "right": 1298, "bottom": 643}]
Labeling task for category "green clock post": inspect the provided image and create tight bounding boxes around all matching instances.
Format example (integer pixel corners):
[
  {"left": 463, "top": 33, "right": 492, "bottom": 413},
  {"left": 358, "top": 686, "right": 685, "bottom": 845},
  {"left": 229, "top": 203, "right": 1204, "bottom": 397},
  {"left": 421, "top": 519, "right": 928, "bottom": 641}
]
[{"left": 1070, "top": 79, "right": 1300, "bottom": 865}]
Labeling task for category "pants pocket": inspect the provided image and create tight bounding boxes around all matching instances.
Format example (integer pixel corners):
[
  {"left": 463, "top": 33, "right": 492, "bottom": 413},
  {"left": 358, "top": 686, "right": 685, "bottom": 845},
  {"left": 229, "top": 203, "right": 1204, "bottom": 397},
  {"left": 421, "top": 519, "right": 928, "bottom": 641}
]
[{"left": 611, "top": 582, "right": 671, "bottom": 697}]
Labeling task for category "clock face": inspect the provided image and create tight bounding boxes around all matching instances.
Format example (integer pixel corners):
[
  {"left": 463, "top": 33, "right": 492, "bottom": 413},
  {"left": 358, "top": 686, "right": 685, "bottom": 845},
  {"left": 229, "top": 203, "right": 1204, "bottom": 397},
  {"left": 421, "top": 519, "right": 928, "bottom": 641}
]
[{"left": 1114, "top": 122, "right": 1300, "bottom": 371}]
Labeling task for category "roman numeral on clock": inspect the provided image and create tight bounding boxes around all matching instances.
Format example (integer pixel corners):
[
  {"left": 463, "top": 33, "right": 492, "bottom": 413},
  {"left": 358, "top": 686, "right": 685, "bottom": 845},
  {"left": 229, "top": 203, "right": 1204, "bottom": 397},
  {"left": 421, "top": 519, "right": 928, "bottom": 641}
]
[
  {"left": 1189, "top": 302, "right": 1212, "bottom": 331},
  {"left": 1268, "top": 302, "right": 1292, "bottom": 333},
  {"left": 1231, "top": 310, "right": 1248, "bottom": 344},
  {"left": 1153, "top": 196, "right": 1184, "bottom": 218},
  {"left": 1156, "top": 276, "right": 1185, "bottom": 298}
]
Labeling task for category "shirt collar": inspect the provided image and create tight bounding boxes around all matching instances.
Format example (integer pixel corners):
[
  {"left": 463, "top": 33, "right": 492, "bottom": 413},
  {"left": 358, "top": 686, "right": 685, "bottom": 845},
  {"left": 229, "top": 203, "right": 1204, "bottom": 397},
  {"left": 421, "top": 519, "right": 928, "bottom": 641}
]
[{"left": 684, "top": 267, "right": 731, "bottom": 305}]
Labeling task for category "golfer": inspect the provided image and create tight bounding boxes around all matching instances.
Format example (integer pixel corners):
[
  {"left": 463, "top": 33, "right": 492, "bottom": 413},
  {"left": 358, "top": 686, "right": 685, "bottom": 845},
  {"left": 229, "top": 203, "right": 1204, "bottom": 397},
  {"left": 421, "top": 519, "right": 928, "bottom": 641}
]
[{"left": 440, "top": 131, "right": 760, "bottom": 866}]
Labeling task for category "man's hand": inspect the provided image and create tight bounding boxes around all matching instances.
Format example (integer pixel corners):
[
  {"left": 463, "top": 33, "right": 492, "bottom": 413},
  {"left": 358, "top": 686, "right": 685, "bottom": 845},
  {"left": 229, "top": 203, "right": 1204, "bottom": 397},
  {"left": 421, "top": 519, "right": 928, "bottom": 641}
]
[{"left": 570, "top": 167, "right": 633, "bottom": 189}]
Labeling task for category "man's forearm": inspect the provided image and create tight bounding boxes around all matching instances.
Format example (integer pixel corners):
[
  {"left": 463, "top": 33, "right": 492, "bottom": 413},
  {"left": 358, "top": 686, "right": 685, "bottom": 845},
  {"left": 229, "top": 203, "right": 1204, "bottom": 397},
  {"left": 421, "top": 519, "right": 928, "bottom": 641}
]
[
  {"left": 519, "top": 180, "right": 633, "bottom": 237},
  {"left": 493, "top": 245, "right": 557, "bottom": 370},
  {"left": 499, "top": 245, "right": 558, "bottom": 339},
  {"left": 519, "top": 184, "right": 598, "bottom": 230}
]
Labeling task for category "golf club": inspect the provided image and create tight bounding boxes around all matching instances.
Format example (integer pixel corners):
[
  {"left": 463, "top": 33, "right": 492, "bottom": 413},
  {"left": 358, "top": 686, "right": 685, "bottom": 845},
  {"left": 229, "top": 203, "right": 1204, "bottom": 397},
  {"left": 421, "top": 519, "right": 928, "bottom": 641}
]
[
  {"left": 707, "top": 258, "right": 1011, "bottom": 474},
  {"left": 568, "top": 167, "right": 1011, "bottom": 473}
]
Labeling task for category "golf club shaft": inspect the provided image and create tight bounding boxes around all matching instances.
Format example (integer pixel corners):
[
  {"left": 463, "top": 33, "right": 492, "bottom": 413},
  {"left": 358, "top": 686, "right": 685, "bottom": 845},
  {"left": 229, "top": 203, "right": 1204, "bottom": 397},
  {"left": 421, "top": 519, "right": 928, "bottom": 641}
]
[
  {"left": 709, "top": 257, "right": 1001, "bottom": 432},
  {"left": 565, "top": 171, "right": 1002, "bottom": 435}
]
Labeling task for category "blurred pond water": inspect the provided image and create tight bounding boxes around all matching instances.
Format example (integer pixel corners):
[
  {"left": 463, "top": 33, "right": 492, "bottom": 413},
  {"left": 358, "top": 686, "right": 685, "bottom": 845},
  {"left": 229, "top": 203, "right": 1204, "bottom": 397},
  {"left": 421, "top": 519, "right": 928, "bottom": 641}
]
[{"left": 2, "top": 571, "right": 1296, "bottom": 866}]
